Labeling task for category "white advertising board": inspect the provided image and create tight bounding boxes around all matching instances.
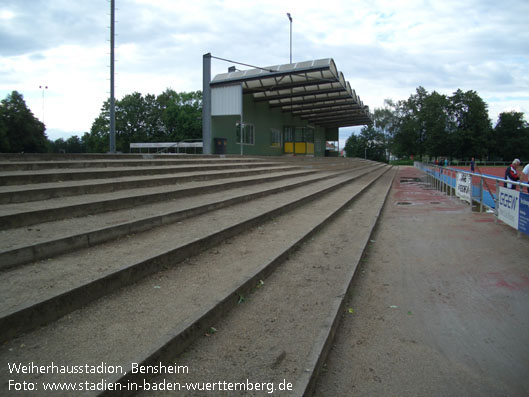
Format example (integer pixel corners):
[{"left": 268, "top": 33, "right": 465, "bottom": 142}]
[
  {"left": 497, "top": 187, "right": 520, "bottom": 230},
  {"left": 456, "top": 172, "right": 471, "bottom": 203}
]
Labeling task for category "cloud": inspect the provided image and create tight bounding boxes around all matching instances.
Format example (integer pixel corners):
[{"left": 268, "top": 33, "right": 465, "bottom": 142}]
[
  {"left": 0, "top": 0, "right": 528, "bottom": 140},
  {"left": 0, "top": 0, "right": 106, "bottom": 56}
]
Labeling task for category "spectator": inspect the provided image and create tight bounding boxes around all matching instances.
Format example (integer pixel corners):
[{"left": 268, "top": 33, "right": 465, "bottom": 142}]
[
  {"left": 444, "top": 158, "right": 448, "bottom": 167},
  {"left": 504, "top": 159, "right": 521, "bottom": 190},
  {"left": 470, "top": 157, "right": 475, "bottom": 173},
  {"left": 523, "top": 162, "right": 529, "bottom": 192}
]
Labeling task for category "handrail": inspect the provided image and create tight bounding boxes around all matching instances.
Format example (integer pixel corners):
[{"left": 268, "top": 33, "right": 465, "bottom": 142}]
[
  {"left": 156, "top": 139, "right": 203, "bottom": 154},
  {"left": 415, "top": 162, "right": 529, "bottom": 237},
  {"left": 415, "top": 162, "right": 529, "bottom": 209},
  {"left": 427, "top": 164, "right": 529, "bottom": 190}
]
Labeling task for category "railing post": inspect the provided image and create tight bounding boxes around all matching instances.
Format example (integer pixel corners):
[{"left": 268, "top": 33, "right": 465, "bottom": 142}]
[
  {"left": 451, "top": 170, "right": 455, "bottom": 197},
  {"left": 470, "top": 172, "right": 473, "bottom": 211},
  {"left": 480, "top": 177, "right": 484, "bottom": 213},
  {"left": 494, "top": 180, "right": 499, "bottom": 223}
]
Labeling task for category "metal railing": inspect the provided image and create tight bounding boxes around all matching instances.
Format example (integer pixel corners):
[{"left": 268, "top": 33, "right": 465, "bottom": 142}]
[
  {"left": 129, "top": 140, "right": 203, "bottom": 154},
  {"left": 156, "top": 139, "right": 203, "bottom": 154},
  {"left": 414, "top": 162, "right": 529, "bottom": 213}
]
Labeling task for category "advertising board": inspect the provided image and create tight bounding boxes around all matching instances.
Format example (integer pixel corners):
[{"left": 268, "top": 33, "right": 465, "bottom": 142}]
[
  {"left": 518, "top": 192, "right": 529, "bottom": 237},
  {"left": 456, "top": 172, "right": 471, "bottom": 203},
  {"left": 497, "top": 187, "right": 520, "bottom": 230}
]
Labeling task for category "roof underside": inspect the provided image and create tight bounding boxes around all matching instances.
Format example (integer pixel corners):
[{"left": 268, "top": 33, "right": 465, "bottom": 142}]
[{"left": 210, "top": 58, "right": 372, "bottom": 128}]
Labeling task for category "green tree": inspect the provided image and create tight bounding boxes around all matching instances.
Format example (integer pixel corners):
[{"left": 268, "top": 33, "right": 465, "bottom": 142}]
[
  {"left": 492, "top": 111, "right": 529, "bottom": 161},
  {"left": 449, "top": 89, "right": 491, "bottom": 160},
  {"left": 385, "top": 98, "right": 420, "bottom": 159},
  {"left": 157, "top": 89, "right": 202, "bottom": 141},
  {"left": 345, "top": 124, "right": 388, "bottom": 162},
  {"left": 422, "top": 91, "right": 452, "bottom": 159},
  {"left": 87, "top": 89, "right": 202, "bottom": 153},
  {"left": 380, "top": 87, "right": 492, "bottom": 162},
  {"left": 0, "top": 91, "right": 48, "bottom": 153},
  {"left": 49, "top": 138, "right": 67, "bottom": 153},
  {"left": 49, "top": 136, "right": 85, "bottom": 153}
]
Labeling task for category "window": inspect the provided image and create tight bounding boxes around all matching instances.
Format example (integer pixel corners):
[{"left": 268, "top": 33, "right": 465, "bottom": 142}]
[
  {"left": 305, "top": 127, "right": 314, "bottom": 143},
  {"left": 284, "top": 126, "right": 294, "bottom": 142},
  {"left": 236, "top": 123, "right": 254, "bottom": 145},
  {"left": 270, "top": 129, "right": 281, "bottom": 147},
  {"left": 295, "top": 127, "right": 304, "bottom": 142}
]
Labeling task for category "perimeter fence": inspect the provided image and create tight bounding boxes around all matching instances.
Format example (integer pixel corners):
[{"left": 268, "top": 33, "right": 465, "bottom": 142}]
[{"left": 414, "top": 162, "right": 529, "bottom": 237}]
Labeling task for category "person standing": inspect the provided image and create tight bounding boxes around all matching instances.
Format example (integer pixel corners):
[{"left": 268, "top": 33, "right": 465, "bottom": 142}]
[
  {"left": 504, "top": 159, "right": 521, "bottom": 190},
  {"left": 470, "top": 157, "right": 475, "bottom": 173}
]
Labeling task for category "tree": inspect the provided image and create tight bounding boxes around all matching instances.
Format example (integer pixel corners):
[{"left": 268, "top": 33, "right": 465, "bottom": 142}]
[
  {"left": 492, "top": 111, "right": 529, "bottom": 161},
  {"left": 0, "top": 91, "right": 48, "bottom": 153},
  {"left": 384, "top": 98, "right": 420, "bottom": 159},
  {"left": 380, "top": 87, "right": 492, "bottom": 161},
  {"left": 345, "top": 124, "right": 388, "bottom": 162},
  {"left": 87, "top": 89, "right": 202, "bottom": 153},
  {"left": 449, "top": 89, "right": 491, "bottom": 160},
  {"left": 422, "top": 91, "right": 452, "bottom": 159},
  {"left": 157, "top": 89, "right": 202, "bottom": 141}
]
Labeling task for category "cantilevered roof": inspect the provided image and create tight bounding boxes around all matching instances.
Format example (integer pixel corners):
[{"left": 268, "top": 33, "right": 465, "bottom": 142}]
[{"left": 210, "top": 58, "right": 372, "bottom": 128}]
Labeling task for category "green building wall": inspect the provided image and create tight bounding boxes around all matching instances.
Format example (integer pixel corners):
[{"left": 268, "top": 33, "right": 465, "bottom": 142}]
[{"left": 211, "top": 94, "right": 329, "bottom": 156}]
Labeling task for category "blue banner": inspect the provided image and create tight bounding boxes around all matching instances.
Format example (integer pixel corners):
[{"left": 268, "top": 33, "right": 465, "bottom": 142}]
[{"left": 519, "top": 192, "right": 529, "bottom": 237}]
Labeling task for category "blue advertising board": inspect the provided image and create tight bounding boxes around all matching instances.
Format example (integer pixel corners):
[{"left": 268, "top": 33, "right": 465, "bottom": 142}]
[{"left": 519, "top": 192, "right": 529, "bottom": 237}]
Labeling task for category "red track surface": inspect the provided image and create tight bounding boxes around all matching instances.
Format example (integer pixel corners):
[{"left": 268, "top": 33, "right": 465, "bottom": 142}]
[
  {"left": 447, "top": 166, "right": 503, "bottom": 196},
  {"left": 451, "top": 166, "right": 505, "bottom": 178}
]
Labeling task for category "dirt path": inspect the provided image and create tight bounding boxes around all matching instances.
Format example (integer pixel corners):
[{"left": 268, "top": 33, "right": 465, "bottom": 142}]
[{"left": 314, "top": 166, "right": 529, "bottom": 397}]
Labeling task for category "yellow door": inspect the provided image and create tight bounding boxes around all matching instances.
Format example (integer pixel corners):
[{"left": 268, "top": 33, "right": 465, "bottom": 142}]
[{"left": 295, "top": 142, "right": 306, "bottom": 154}]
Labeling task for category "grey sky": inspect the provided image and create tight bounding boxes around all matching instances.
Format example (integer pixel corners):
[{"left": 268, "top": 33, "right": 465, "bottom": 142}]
[{"left": 1, "top": 0, "right": 528, "bottom": 148}]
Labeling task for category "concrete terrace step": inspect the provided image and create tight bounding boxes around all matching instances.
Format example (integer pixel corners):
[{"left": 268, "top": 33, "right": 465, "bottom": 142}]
[
  {"left": 133, "top": 166, "right": 396, "bottom": 397},
  {"left": 0, "top": 169, "right": 358, "bottom": 270},
  {"left": 0, "top": 157, "right": 266, "bottom": 172},
  {"left": 0, "top": 169, "right": 318, "bottom": 230},
  {"left": 0, "top": 165, "right": 304, "bottom": 204},
  {"left": 0, "top": 153, "right": 233, "bottom": 162},
  {"left": 0, "top": 164, "right": 385, "bottom": 342},
  {"left": 0, "top": 162, "right": 287, "bottom": 186},
  {"left": 0, "top": 164, "right": 393, "bottom": 397}
]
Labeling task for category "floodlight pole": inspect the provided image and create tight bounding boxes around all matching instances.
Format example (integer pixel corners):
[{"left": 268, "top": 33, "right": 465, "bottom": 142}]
[
  {"left": 39, "top": 85, "right": 48, "bottom": 125},
  {"left": 202, "top": 53, "right": 212, "bottom": 154},
  {"left": 287, "top": 13, "right": 292, "bottom": 64},
  {"left": 109, "top": 0, "right": 116, "bottom": 153}
]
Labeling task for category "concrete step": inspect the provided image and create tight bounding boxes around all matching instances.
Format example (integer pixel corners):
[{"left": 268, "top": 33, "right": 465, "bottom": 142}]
[
  {"left": 0, "top": 164, "right": 385, "bottom": 342},
  {"left": 0, "top": 164, "right": 393, "bottom": 396},
  {"left": 0, "top": 153, "right": 230, "bottom": 162},
  {"left": 0, "top": 165, "right": 304, "bottom": 204},
  {"left": 0, "top": 169, "right": 355, "bottom": 270},
  {"left": 0, "top": 162, "right": 287, "bottom": 186},
  {"left": 131, "top": 166, "right": 397, "bottom": 397},
  {"left": 0, "top": 157, "right": 265, "bottom": 172},
  {"left": 0, "top": 169, "right": 317, "bottom": 230}
]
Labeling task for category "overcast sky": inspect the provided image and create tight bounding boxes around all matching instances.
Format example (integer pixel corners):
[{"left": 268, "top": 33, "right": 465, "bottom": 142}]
[{"left": 1, "top": 0, "right": 528, "bottom": 148}]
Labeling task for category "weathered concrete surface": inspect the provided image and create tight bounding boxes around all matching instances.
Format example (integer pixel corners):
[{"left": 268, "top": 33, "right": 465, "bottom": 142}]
[{"left": 315, "top": 166, "right": 529, "bottom": 397}]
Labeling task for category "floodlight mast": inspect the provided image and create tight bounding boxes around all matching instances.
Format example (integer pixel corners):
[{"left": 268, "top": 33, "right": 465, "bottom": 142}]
[
  {"left": 286, "top": 13, "right": 292, "bottom": 64},
  {"left": 109, "top": 0, "right": 116, "bottom": 153}
]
